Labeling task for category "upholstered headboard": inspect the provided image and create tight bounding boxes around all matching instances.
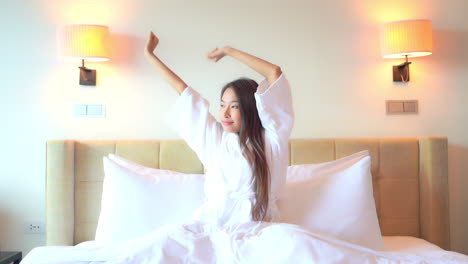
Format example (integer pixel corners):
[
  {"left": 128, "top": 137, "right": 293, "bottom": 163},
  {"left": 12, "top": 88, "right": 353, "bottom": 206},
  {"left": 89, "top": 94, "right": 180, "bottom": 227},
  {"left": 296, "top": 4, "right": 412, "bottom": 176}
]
[{"left": 45, "top": 137, "right": 450, "bottom": 249}]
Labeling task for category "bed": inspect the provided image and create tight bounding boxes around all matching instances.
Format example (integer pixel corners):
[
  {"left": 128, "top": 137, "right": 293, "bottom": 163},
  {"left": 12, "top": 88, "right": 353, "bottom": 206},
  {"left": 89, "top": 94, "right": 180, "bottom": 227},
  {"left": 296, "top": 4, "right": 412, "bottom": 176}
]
[{"left": 36, "top": 136, "right": 462, "bottom": 263}]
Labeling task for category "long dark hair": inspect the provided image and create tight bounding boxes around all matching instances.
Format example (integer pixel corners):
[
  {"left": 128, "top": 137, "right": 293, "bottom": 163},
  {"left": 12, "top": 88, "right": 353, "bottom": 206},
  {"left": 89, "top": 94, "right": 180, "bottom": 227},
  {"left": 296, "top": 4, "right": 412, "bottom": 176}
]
[{"left": 221, "top": 78, "right": 269, "bottom": 221}]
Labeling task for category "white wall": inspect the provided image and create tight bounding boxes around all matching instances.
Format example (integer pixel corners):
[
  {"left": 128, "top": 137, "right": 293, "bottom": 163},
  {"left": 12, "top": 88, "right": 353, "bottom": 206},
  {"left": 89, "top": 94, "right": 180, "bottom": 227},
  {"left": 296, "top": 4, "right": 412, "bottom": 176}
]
[{"left": 1, "top": 0, "right": 467, "bottom": 255}]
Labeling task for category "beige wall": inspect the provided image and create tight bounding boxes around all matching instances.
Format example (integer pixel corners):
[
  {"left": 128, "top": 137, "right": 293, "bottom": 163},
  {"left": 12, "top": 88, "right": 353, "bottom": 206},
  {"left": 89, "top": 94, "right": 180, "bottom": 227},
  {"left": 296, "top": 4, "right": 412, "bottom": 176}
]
[{"left": 0, "top": 0, "right": 467, "bottom": 255}]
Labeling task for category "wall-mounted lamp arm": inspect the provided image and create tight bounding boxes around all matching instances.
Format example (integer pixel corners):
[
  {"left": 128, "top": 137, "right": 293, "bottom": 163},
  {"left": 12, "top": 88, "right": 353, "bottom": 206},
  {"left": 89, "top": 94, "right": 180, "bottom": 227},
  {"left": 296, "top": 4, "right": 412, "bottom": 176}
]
[
  {"left": 78, "top": 59, "right": 96, "bottom": 86},
  {"left": 393, "top": 55, "right": 412, "bottom": 82}
]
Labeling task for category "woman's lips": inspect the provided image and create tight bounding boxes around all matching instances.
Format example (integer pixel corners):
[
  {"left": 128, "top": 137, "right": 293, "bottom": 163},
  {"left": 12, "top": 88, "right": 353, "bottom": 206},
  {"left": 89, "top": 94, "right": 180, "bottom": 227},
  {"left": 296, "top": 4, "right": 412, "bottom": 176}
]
[{"left": 222, "top": 121, "right": 234, "bottom": 126}]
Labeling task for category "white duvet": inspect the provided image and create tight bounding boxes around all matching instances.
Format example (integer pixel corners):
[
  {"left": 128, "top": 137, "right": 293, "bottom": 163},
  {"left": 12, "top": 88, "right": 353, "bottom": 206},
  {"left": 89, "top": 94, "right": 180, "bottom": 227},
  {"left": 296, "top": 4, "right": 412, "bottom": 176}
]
[{"left": 22, "top": 222, "right": 468, "bottom": 264}]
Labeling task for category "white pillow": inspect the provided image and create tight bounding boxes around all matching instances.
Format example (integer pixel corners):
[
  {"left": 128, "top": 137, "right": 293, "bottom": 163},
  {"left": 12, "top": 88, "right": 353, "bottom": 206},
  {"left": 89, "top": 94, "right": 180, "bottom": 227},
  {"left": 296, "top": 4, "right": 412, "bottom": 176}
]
[
  {"left": 108, "top": 154, "right": 169, "bottom": 175},
  {"left": 278, "top": 150, "right": 383, "bottom": 251},
  {"left": 96, "top": 155, "right": 205, "bottom": 243}
]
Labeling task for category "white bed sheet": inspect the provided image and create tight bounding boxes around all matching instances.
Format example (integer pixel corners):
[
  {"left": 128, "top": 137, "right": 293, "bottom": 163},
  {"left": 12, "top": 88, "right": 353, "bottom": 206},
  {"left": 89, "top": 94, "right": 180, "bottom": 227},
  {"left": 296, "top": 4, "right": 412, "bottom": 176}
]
[
  {"left": 75, "top": 236, "right": 447, "bottom": 253},
  {"left": 27, "top": 236, "right": 458, "bottom": 264}
]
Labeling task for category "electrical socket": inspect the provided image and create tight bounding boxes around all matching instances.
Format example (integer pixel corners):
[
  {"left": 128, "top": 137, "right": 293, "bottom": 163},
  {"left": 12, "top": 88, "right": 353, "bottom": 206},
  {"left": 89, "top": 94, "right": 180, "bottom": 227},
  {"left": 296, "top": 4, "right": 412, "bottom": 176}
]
[{"left": 24, "top": 221, "right": 45, "bottom": 234}]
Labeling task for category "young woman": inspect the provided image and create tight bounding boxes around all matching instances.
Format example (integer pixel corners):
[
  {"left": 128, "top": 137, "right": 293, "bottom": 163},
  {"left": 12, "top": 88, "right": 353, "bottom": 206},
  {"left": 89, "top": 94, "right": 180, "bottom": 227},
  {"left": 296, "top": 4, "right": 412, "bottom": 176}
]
[{"left": 144, "top": 31, "right": 294, "bottom": 227}]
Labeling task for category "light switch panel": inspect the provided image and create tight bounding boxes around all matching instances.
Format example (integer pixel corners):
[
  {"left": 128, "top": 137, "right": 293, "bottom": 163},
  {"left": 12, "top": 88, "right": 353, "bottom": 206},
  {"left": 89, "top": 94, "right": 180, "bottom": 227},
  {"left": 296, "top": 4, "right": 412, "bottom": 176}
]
[
  {"left": 73, "top": 104, "right": 87, "bottom": 117},
  {"left": 387, "top": 101, "right": 404, "bottom": 113},
  {"left": 403, "top": 101, "right": 418, "bottom": 113},
  {"left": 73, "top": 104, "right": 105, "bottom": 118},
  {"left": 386, "top": 100, "right": 418, "bottom": 115},
  {"left": 87, "top": 104, "right": 105, "bottom": 117}
]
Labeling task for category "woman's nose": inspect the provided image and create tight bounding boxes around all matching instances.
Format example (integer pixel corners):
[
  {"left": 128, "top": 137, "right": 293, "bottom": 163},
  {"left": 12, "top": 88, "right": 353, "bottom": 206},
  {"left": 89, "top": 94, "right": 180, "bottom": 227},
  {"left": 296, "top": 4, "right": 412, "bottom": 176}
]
[{"left": 223, "top": 108, "right": 230, "bottom": 117}]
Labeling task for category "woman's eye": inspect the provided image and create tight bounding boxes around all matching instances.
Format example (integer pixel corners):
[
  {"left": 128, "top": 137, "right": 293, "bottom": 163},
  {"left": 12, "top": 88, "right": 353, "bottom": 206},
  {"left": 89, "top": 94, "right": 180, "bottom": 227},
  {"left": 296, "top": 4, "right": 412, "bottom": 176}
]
[
  {"left": 232, "top": 105, "right": 239, "bottom": 109},
  {"left": 220, "top": 104, "right": 224, "bottom": 108}
]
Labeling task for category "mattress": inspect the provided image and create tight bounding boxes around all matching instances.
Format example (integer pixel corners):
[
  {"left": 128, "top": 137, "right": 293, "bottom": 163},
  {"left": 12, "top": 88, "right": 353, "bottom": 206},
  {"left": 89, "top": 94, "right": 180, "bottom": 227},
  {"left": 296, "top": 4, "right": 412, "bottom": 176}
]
[{"left": 382, "top": 236, "right": 455, "bottom": 260}]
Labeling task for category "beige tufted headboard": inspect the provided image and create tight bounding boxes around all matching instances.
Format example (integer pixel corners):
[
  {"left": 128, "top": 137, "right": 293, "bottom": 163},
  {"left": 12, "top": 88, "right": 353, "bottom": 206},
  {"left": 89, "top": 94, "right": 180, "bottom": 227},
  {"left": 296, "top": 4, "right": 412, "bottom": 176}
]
[{"left": 45, "top": 137, "right": 450, "bottom": 249}]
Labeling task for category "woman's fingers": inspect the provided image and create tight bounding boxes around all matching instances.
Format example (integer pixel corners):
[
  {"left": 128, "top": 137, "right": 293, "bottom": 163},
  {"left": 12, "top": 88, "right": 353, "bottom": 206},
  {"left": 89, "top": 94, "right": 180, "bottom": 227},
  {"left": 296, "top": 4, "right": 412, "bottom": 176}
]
[
  {"left": 145, "top": 31, "right": 159, "bottom": 54},
  {"left": 150, "top": 32, "right": 159, "bottom": 45},
  {"left": 207, "top": 47, "right": 224, "bottom": 62},
  {"left": 207, "top": 48, "right": 217, "bottom": 58}
]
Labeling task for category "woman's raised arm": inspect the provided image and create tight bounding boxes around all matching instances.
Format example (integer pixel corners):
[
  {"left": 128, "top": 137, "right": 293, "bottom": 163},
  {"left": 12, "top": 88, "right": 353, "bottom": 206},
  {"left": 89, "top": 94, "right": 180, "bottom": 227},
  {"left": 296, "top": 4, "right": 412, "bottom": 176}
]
[
  {"left": 144, "top": 31, "right": 188, "bottom": 95},
  {"left": 207, "top": 46, "right": 282, "bottom": 85}
]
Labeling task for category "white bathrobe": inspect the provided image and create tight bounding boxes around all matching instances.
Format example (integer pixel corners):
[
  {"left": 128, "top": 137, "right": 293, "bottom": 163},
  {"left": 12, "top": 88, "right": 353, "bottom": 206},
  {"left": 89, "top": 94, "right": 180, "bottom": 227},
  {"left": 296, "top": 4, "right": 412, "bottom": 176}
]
[{"left": 172, "top": 73, "right": 294, "bottom": 227}]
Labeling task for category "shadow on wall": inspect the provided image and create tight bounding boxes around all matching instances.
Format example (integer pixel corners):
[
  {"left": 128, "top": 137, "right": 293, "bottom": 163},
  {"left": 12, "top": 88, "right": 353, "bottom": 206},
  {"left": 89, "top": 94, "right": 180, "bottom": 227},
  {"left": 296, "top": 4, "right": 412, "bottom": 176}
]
[
  {"left": 432, "top": 29, "right": 468, "bottom": 66},
  {"left": 448, "top": 144, "right": 468, "bottom": 254},
  {"left": 0, "top": 210, "right": 3, "bottom": 250},
  {"left": 0, "top": 209, "right": 13, "bottom": 251},
  {"left": 109, "top": 33, "right": 139, "bottom": 65}
]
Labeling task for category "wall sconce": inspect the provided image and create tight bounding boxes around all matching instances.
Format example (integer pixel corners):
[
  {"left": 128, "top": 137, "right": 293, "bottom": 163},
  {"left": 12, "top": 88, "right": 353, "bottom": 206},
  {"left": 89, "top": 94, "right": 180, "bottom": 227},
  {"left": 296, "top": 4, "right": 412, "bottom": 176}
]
[
  {"left": 59, "top": 25, "right": 110, "bottom": 86},
  {"left": 380, "top": 19, "right": 432, "bottom": 82}
]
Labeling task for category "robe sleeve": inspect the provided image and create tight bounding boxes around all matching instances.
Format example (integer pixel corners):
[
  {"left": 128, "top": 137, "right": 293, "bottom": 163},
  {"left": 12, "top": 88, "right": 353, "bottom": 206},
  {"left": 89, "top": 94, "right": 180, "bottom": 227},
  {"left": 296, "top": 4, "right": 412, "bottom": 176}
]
[
  {"left": 254, "top": 73, "right": 294, "bottom": 147},
  {"left": 171, "top": 86, "right": 223, "bottom": 166}
]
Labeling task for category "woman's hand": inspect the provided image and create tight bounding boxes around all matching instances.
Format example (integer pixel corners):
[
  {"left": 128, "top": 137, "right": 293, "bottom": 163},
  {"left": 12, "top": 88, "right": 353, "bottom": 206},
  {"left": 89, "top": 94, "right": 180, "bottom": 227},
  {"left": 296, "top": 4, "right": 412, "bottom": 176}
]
[
  {"left": 145, "top": 31, "right": 159, "bottom": 56},
  {"left": 207, "top": 46, "right": 230, "bottom": 62},
  {"left": 144, "top": 31, "right": 187, "bottom": 94},
  {"left": 211, "top": 46, "right": 282, "bottom": 85}
]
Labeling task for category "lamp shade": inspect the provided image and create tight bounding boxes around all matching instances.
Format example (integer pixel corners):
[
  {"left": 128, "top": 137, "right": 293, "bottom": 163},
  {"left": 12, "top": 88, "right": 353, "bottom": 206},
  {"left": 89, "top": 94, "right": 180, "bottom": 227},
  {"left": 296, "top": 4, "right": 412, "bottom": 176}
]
[
  {"left": 59, "top": 24, "right": 110, "bottom": 62},
  {"left": 380, "top": 19, "right": 432, "bottom": 59}
]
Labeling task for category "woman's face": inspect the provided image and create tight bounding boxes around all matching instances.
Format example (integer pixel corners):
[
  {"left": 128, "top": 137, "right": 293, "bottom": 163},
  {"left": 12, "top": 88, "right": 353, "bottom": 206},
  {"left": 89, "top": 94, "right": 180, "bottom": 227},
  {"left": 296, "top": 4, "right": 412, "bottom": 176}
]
[{"left": 219, "top": 87, "right": 242, "bottom": 133}]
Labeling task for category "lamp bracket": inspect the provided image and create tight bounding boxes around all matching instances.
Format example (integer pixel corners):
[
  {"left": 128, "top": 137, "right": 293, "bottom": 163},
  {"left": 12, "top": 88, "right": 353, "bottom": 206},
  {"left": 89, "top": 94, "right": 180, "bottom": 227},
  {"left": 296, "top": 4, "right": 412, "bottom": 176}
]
[
  {"left": 78, "top": 66, "right": 96, "bottom": 86},
  {"left": 393, "top": 56, "right": 412, "bottom": 82},
  {"left": 396, "top": 61, "right": 412, "bottom": 68}
]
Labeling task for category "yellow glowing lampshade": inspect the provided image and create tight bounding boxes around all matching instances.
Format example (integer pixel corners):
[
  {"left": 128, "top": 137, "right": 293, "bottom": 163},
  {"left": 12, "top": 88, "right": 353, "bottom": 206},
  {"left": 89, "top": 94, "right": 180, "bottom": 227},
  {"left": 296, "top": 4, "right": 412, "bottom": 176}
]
[
  {"left": 59, "top": 24, "right": 110, "bottom": 62},
  {"left": 380, "top": 19, "right": 432, "bottom": 59}
]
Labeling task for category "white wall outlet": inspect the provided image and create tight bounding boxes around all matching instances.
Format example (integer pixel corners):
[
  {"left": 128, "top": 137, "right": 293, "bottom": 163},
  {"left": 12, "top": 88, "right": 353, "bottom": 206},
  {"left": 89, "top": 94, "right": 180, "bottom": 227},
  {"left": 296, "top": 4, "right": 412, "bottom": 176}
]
[{"left": 24, "top": 221, "right": 45, "bottom": 234}]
